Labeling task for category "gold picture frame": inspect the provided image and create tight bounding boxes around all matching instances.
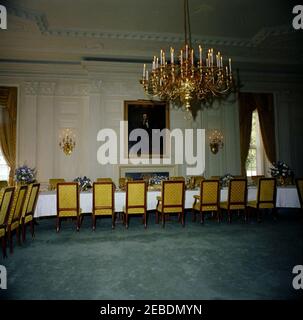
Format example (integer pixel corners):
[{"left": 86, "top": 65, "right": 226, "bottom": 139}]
[{"left": 124, "top": 100, "right": 170, "bottom": 158}]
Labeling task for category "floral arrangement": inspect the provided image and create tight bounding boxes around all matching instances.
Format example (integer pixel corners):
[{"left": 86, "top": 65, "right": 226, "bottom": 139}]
[
  {"left": 220, "top": 174, "right": 234, "bottom": 188},
  {"left": 148, "top": 174, "right": 169, "bottom": 185},
  {"left": 270, "top": 161, "right": 294, "bottom": 185},
  {"left": 270, "top": 161, "right": 293, "bottom": 178},
  {"left": 15, "top": 165, "right": 36, "bottom": 184},
  {"left": 74, "top": 176, "right": 92, "bottom": 191}
]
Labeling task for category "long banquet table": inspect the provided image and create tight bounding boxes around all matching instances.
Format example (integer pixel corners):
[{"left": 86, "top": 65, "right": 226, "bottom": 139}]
[{"left": 34, "top": 186, "right": 300, "bottom": 218}]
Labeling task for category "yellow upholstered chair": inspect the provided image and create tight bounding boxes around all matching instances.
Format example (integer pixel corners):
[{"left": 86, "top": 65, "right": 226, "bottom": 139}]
[
  {"left": 49, "top": 178, "right": 65, "bottom": 190},
  {"left": 192, "top": 176, "right": 205, "bottom": 188},
  {"left": 123, "top": 181, "right": 147, "bottom": 229},
  {"left": 251, "top": 175, "right": 265, "bottom": 185},
  {"left": 0, "top": 187, "right": 15, "bottom": 258},
  {"left": 56, "top": 182, "right": 81, "bottom": 232},
  {"left": 92, "top": 182, "right": 115, "bottom": 230},
  {"left": 220, "top": 179, "right": 247, "bottom": 223},
  {"left": 192, "top": 180, "right": 220, "bottom": 224},
  {"left": 296, "top": 178, "right": 303, "bottom": 210},
  {"left": 6, "top": 185, "right": 28, "bottom": 253},
  {"left": 96, "top": 178, "right": 113, "bottom": 182},
  {"left": 247, "top": 178, "right": 276, "bottom": 222},
  {"left": 156, "top": 180, "right": 185, "bottom": 227},
  {"left": 210, "top": 176, "right": 220, "bottom": 180},
  {"left": 0, "top": 180, "right": 8, "bottom": 190},
  {"left": 20, "top": 183, "right": 40, "bottom": 241},
  {"left": 170, "top": 176, "right": 185, "bottom": 181}
]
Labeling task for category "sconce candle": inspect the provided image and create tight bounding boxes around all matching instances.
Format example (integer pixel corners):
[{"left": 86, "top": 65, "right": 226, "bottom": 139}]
[
  {"left": 208, "top": 129, "right": 224, "bottom": 154},
  {"left": 59, "top": 128, "right": 76, "bottom": 155}
]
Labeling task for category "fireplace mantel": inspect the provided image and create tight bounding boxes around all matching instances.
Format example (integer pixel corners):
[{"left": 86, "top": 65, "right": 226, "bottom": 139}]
[{"left": 119, "top": 165, "right": 177, "bottom": 178}]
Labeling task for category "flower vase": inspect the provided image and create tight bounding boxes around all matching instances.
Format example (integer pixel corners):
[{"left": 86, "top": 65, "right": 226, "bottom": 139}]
[{"left": 278, "top": 176, "right": 286, "bottom": 186}]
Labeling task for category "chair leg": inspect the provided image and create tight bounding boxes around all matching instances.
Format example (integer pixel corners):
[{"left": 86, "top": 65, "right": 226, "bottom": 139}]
[
  {"left": 257, "top": 209, "right": 261, "bottom": 223},
  {"left": 228, "top": 209, "right": 232, "bottom": 223},
  {"left": 22, "top": 222, "right": 26, "bottom": 242},
  {"left": 112, "top": 212, "right": 115, "bottom": 229},
  {"left": 201, "top": 211, "right": 205, "bottom": 224},
  {"left": 92, "top": 214, "right": 96, "bottom": 231},
  {"left": 126, "top": 213, "right": 129, "bottom": 229},
  {"left": 155, "top": 211, "right": 159, "bottom": 224},
  {"left": 192, "top": 210, "right": 196, "bottom": 222},
  {"left": 217, "top": 210, "right": 221, "bottom": 223},
  {"left": 8, "top": 229, "right": 13, "bottom": 254},
  {"left": 182, "top": 211, "right": 185, "bottom": 227},
  {"left": 162, "top": 212, "right": 165, "bottom": 228},
  {"left": 144, "top": 212, "right": 147, "bottom": 229},
  {"left": 56, "top": 217, "right": 60, "bottom": 232},
  {"left": 2, "top": 235, "right": 7, "bottom": 258},
  {"left": 76, "top": 216, "right": 80, "bottom": 231},
  {"left": 16, "top": 227, "right": 21, "bottom": 245}
]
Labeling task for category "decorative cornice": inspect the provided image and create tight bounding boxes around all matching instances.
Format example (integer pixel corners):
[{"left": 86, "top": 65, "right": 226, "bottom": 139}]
[
  {"left": 5, "top": 3, "right": 297, "bottom": 49},
  {"left": 39, "top": 82, "right": 56, "bottom": 95},
  {"left": 24, "top": 81, "right": 39, "bottom": 95}
]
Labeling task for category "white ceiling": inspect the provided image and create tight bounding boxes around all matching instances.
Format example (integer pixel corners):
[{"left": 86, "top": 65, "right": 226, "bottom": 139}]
[{"left": 0, "top": 0, "right": 302, "bottom": 72}]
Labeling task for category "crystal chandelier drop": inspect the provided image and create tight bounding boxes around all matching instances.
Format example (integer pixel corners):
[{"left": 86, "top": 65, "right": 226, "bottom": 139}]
[{"left": 140, "top": 0, "right": 234, "bottom": 119}]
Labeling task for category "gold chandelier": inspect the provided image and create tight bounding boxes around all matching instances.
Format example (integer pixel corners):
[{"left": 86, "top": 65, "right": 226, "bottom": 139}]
[
  {"left": 140, "top": 0, "right": 234, "bottom": 119},
  {"left": 59, "top": 129, "right": 76, "bottom": 156}
]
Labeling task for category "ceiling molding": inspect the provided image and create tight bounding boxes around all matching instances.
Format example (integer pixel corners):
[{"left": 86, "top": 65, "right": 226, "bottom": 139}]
[{"left": 5, "top": 3, "right": 296, "bottom": 49}]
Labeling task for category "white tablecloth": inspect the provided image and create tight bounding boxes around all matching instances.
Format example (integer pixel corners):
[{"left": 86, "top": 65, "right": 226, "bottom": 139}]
[{"left": 34, "top": 186, "right": 300, "bottom": 218}]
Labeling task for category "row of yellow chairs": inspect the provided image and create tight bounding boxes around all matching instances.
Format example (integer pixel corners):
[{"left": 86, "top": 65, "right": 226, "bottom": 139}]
[
  {"left": 56, "top": 177, "right": 303, "bottom": 232},
  {"left": 0, "top": 183, "right": 40, "bottom": 258}
]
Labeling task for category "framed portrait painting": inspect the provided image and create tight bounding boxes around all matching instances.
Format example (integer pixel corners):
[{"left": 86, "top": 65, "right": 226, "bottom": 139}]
[{"left": 124, "top": 100, "right": 170, "bottom": 158}]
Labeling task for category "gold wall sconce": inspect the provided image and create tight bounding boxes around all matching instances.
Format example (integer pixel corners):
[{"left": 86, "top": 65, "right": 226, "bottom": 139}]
[
  {"left": 208, "top": 129, "right": 224, "bottom": 154},
  {"left": 59, "top": 128, "right": 76, "bottom": 155}
]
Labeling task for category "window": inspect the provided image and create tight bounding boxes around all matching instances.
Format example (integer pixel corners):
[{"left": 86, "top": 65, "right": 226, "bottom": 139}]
[
  {"left": 246, "top": 110, "right": 270, "bottom": 177},
  {"left": 0, "top": 147, "right": 9, "bottom": 181}
]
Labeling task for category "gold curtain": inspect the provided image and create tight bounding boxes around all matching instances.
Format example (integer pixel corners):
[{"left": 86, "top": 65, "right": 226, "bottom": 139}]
[
  {"left": 238, "top": 92, "right": 276, "bottom": 176},
  {"left": 0, "top": 87, "right": 17, "bottom": 186}
]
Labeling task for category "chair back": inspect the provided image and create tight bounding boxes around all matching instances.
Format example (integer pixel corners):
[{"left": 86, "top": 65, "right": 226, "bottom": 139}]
[
  {"left": 257, "top": 178, "right": 276, "bottom": 208},
  {"left": 162, "top": 180, "right": 185, "bottom": 210},
  {"left": 0, "top": 180, "right": 8, "bottom": 190},
  {"left": 170, "top": 176, "right": 185, "bottom": 181},
  {"left": 49, "top": 179, "right": 65, "bottom": 190},
  {"left": 126, "top": 181, "right": 147, "bottom": 210},
  {"left": 193, "top": 176, "right": 205, "bottom": 188},
  {"left": 227, "top": 179, "right": 247, "bottom": 208},
  {"left": 8, "top": 185, "right": 28, "bottom": 225},
  {"left": 96, "top": 178, "right": 112, "bottom": 182},
  {"left": 57, "top": 182, "right": 79, "bottom": 217},
  {"left": 22, "top": 183, "right": 40, "bottom": 220},
  {"left": 295, "top": 178, "right": 303, "bottom": 208},
  {"left": 0, "top": 187, "right": 15, "bottom": 226},
  {"left": 210, "top": 176, "right": 220, "bottom": 180},
  {"left": 200, "top": 180, "right": 220, "bottom": 209},
  {"left": 93, "top": 182, "right": 114, "bottom": 214},
  {"left": 251, "top": 175, "right": 265, "bottom": 185}
]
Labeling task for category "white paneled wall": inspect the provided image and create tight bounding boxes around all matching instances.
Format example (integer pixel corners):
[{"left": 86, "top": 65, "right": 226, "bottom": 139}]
[{"left": 1, "top": 61, "right": 303, "bottom": 185}]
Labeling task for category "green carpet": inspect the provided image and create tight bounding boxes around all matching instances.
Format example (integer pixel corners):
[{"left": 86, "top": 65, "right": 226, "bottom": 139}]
[{"left": 0, "top": 210, "right": 302, "bottom": 300}]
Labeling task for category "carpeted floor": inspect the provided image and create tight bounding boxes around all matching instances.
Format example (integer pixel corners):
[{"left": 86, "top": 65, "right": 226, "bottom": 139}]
[{"left": 0, "top": 210, "right": 302, "bottom": 300}]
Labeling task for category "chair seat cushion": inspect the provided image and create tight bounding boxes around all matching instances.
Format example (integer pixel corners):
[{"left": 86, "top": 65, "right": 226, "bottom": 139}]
[
  {"left": 94, "top": 208, "right": 113, "bottom": 215},
  {"left": 24, "top": 215, "right": 33, "bottom": 224},
  {"left": 193, "top": 201, "right": 218, "bottom": 212},
  {"left": 156, "top": 196, "right": 162, "bottom": 201},
  {"left": 58, "top": 208, "right": 82, "bottom": 217},
  {"left": 220, "top": 202, "right": 245, "bottom": 210},
  {"left": 247, "top": 201, "right": 274, "bottom": 209},
  {"left": 123, "top": 206, "right": 145, "bottom": 214},
  {"left": 193, "top": 195, "right": 200, "bottom": 200},
  {"left": 157, "top": 204, "right": 183, "bottom": 213}
]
